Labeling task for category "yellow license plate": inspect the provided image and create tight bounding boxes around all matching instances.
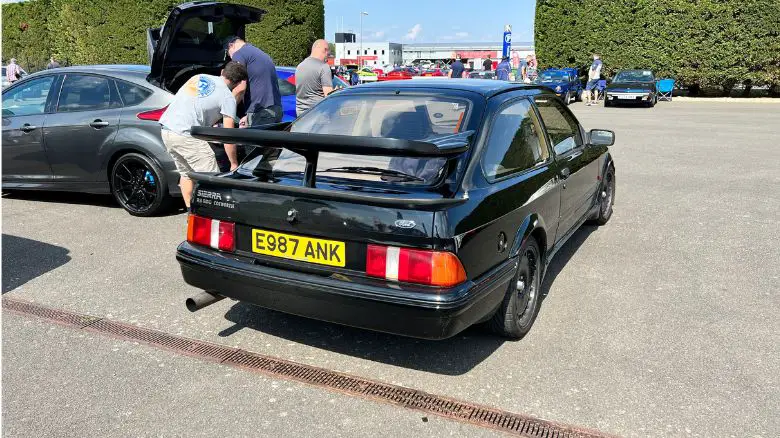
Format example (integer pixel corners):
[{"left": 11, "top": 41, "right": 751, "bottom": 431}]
[{"left": 251, "top": 229, "right": 346, "bottom": 267}]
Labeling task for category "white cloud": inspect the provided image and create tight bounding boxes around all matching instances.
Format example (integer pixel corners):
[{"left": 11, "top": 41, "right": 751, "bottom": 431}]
[
  {"left": 455, "top": 32, "right": 469, "bottom": 38},
  {"left": 403, "top": 24, "right": 422, "bottom": 41},
  {"left": 372, "top": 31, "right": 386, "bottom": 39}
]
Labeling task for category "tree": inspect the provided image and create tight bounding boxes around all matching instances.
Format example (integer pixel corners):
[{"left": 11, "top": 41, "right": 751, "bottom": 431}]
[
  {"left": 535, "top": 0, "right": 780, "bottom": 93},
  {"left": 2, "top": 0, "right": 324, "bottom": 70}
]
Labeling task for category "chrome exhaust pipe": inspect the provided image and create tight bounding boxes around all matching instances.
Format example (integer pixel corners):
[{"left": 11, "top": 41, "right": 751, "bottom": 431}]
[{"left": 185, "top": 292, "right": 224, "bottom": 312}]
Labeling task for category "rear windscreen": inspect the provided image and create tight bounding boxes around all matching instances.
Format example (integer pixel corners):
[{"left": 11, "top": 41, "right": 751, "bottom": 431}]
[{"left": 241, "top": 95, "right": 470, "bottom": 184}]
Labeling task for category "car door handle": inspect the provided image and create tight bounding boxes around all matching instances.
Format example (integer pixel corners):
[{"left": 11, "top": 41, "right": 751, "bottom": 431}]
[
  {"left": 560, "top": 167, "right": 571, "bottom": 179},
  {"left": 89, "top": 120, "right": 110, "bottom": 128},
  {"left": 20, "top": 124, "right": 37, "bottom": 133}
]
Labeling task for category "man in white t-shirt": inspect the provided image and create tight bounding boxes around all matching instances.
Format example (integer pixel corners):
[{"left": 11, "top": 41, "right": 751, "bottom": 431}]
[{"left": 159, "top": 62, "right": 247, "bottom": 208}]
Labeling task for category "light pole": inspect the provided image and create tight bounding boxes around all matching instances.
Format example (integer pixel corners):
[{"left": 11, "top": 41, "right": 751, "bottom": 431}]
[{"left": 360, "top": 11, "right": 368, "bottom": 67}]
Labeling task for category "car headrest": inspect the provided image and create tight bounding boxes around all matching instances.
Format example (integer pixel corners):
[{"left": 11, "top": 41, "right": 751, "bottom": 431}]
[{"left": 380, "top": 111, "right": 431, "bottom": 140}]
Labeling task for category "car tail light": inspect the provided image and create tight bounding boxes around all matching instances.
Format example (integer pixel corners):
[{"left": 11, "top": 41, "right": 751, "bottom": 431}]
[
  {"left": 366, "top": 245, "right": 466, "bottom": 287},
  {"left": 286, "top": 75, "right": 296, "bottom": 85},
  {"left": 187, "top": 214, "right": 235, "bottom": 252},
  {"left": 137, "top": 106, "right": 168, "bottom": 121}
]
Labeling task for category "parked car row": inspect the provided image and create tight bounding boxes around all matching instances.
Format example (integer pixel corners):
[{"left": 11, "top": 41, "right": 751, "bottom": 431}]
[{"left": 534, "top": 67, "right": 660, "bottom": 107}]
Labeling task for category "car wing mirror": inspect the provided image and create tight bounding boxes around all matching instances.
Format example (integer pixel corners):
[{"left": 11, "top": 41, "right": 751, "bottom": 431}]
[{"left": 589, "top": 129, "right": 615, "bottom": 146}]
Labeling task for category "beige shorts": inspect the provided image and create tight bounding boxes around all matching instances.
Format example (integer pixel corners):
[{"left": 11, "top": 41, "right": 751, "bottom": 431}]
[{"left": 161, "top": 130, "right": 219, "bottom": 178}]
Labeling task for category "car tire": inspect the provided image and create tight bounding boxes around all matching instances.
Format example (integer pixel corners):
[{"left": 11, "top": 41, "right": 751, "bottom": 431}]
[
  {"left": 563, "top": 91, "right": 571, "bottom": 105},
  {"left": 110, "top": 152, "right": 172, "bottom": 217},
  {"left": 575, "top": 88, "right": 582, "bottom": 102},
  {"left": 488, "top": 238, "right": 542, "bottom": 339},
  {"left": 591, "top": 165, "right": 615, "bottom": 225},
  {"left": 604, "top": 99, "right": 611, "bottom": 107},
  {"left": 647, "top": 96, "right": 656, "bottom": 108}
]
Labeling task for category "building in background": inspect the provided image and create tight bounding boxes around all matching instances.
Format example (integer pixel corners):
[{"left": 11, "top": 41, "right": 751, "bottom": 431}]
[
  {"left": 403, "top": 42, "right": 535, "bottom": 70},
  {"left": 333, "top": 33, "right": 534, "bottom": 70},
  {"left": 334, "top": 33, "right": 403, "bottom": 68}
]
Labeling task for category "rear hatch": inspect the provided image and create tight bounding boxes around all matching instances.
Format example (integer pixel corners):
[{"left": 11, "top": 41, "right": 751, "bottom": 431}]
[
  {"left": 186, "top": 90, "right": 478, "bottom": 286},
  {"left": 147, "top": 2, "right": 264, "bottom": 93}
]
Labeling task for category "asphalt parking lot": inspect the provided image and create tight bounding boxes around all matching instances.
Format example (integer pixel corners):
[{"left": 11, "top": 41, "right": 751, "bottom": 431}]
[{"left": 3, "top": 100, "right": 779, "bottom": 437}]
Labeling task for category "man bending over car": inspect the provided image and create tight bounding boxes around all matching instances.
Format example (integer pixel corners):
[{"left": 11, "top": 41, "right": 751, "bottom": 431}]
[{"left": 159, "top": 62, "right": 248, "bottom": 209}]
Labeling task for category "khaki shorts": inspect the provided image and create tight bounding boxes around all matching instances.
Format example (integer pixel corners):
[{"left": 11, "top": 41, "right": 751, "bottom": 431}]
[{"left": 161, "top": 130, "right": 219, "bottom": 178}]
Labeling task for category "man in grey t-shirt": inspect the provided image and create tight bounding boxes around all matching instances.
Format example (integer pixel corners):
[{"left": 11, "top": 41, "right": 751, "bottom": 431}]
[
  {"left": 159, "top": 62, "right": 248, "bottom": 209},
  {"left": 295, "top": 39, "right": 334, "bottom": 116}
]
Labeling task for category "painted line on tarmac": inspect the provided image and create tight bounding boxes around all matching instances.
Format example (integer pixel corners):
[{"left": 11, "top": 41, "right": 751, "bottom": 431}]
[{"left": 3, "top": 297, "right": 612, "bottom": 438}]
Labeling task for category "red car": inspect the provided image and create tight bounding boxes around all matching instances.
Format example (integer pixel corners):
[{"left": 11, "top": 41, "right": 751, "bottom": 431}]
[
  {"left": 377, "top": 68, "right": 415, "bottom": 81},
  {"left": 422, "top": 68, "right": 446, "bottom": 77}
]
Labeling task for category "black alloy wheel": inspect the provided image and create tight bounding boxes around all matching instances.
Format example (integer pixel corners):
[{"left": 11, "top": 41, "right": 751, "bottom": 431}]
[
  {"left": 110, "top": 152, "right": 170, "bottom": 217},
  {"left": 489, "top": 238, "right": 543, "bottom": 339},
  {"left": 593, "top": 166, "right": 615, "bottom": 225}
]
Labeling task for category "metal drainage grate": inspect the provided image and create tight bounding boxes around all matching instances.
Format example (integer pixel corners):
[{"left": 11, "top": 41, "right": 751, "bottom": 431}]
[
  {"left": 2, "top": 297, "right": 609, "bottom": 438},
  {"left": 84, "top": 319, "right": 239, "bottom": 363},
  {"left": 3, "top": 298, "right": 99, "bottom": 328}
]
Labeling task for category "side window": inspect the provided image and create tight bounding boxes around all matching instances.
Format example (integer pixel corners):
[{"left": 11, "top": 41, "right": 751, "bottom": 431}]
[
  {"left": 57, "top": 75, "right": 111, "bottom": 113},
  {"left": 116, "top": 80, "right": 153, "bottom": 106},
  {"left": 2, "top": 76, "right": 55, "bottom": 116},
  {"left": 482, "top": 99, "right": 550, "bottom": 181},
  {"left": 277, "top": 78, "right": 296, "bottom": 97},
  {"left": 534, "top": 97, "right": 582, "bottom": 155}
]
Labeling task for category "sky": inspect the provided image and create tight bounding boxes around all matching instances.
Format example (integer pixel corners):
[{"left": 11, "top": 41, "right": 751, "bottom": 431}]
[{"left": 324, "top": 0, "right": 536, "bottom": 45}]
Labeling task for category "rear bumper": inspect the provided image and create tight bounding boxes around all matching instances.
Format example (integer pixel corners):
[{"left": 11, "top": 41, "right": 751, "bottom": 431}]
[{"left": 176, "top": 242, "right": 516, "bottom": 339}]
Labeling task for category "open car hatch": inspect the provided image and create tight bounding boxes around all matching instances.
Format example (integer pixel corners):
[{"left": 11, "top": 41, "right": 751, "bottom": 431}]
[{"left": 147, "top": 2, "right": 265, "bottom": 93}]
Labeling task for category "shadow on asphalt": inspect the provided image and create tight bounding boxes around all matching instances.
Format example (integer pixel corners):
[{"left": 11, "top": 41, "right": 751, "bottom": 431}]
[
  {"left": 217, "top": 226, "right": 596, "bottom": 375},
  {"left": 2, "top": 190, "right": 119, "bottom": 208},
  {"left": 2, "top": 191, "right": 187, "bottom": 216},
  {"left": 540, "top": 225, "right": 597, "bottom": 301},
  {"left": 2, "top": 234, "right": 71, "bottom": 294}
]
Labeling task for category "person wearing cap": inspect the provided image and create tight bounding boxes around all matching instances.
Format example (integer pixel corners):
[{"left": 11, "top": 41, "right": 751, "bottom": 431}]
[
  {"left": 225, "top": 36, "right": 282, "bottom": 127},
  {"left": 496, "top": 56, "right": 511, "bottom": 81}
]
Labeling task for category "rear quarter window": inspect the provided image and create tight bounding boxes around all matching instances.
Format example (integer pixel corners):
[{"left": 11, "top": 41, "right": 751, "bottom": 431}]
[
  {"left": 116, "top": 80, "right": 153, "bottom": 106},
  {"left": 277, "top": 78, "right": 295, "bottom": 96},
  {"left": 481, "top": 99, "right": 549, "bottom": 181}
]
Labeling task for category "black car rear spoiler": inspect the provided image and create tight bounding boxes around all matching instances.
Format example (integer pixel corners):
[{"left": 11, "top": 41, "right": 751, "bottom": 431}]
[{"left": 188, "top": 126, "right": 472, "bottom": 209}]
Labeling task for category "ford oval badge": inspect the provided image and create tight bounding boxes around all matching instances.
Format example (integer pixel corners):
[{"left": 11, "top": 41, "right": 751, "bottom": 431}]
[{"left": 394, "top": 219, "right": 416, "bottom": 229}]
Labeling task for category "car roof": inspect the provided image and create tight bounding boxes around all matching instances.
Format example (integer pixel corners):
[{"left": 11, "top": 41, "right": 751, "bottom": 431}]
[
  {"left": 276, "top": 66, "right": 295, "bottom": 73},
  {"left": 21, "top": 65, "right": 163, "bottom": 91},
  {"left": 341, "top": 79, "right": 549, "bottom": 98},
  {"left": 616, "top": 69, "right": 654, "bottom": 74}
]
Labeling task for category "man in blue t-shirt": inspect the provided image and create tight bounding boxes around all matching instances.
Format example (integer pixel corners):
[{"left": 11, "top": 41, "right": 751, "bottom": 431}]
[
  {"left": 496, "top": 57, "right": 511, "bottom": 81},
  {"left": 226, "top": 37, "right": 282, "bottom": 127},
  {"left": 449, "top": 56, "right": 465, "bottom": 79}
]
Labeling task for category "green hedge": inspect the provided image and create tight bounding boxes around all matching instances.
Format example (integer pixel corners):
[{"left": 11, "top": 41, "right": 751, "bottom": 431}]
[
  {"left": 2, "top": 0, "right": 324, "bottom": 71},
  {"left": 535, "top": 0, "right": 780, "bottom": 94}
]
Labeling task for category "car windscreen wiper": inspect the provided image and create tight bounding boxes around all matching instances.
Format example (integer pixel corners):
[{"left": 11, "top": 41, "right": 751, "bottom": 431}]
[{"left": 322, "top": 166, "right": 424, "bottom": 182}]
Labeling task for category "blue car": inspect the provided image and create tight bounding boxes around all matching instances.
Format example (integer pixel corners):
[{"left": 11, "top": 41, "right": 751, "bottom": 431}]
[
  {"left": 534, "top": 68, "right": 582, "bottom": 105},
  {"left": 276, "top": 66, "right": 349, "bottom": 122}
]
